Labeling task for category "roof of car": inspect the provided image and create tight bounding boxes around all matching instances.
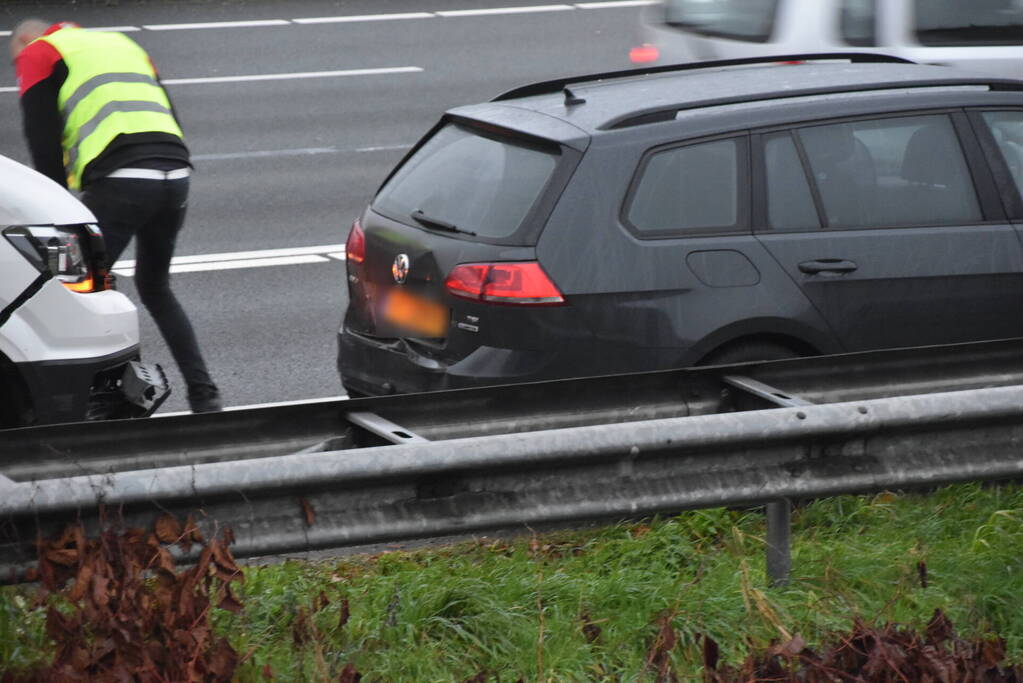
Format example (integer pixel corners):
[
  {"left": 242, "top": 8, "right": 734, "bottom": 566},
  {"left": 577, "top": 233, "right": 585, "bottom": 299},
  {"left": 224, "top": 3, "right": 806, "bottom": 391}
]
[{"left": 479, "top": 57, "right": 1023, "bottom": 135}]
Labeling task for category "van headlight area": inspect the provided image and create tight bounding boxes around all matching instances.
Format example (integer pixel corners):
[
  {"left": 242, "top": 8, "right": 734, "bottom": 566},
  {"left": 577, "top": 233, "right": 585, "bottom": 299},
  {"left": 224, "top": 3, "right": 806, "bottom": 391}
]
[{"left": 1, "top": 154, "right": 169, "bottom": 428}]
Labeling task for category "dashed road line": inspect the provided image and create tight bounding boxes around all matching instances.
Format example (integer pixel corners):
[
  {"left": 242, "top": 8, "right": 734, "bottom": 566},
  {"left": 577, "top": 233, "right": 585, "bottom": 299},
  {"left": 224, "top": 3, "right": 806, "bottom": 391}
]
[
  {"left": 192, "top": 143, "right": 410, "bottom": 161},
  {"left": 4, "top": 68, "right": 421, "bottom": 94},
  {"left": 162, "top": 66, "right": 422, "bottom": 86},
  {"left": 143, "top": 19, "right": 291, "bottom": 31},
  {"left": 156, "top": 394, "right": 349, "bottom": 416},
  {"left": 1, "top": 2, "right": 652, "bottom": 35},
  {"left": 575, "top": 0, "right": 656, "bottom": 6},
  {"left": 112, "top": 244, "right": 346, "bottom": 277},
  {"left": 293, "top": 12, "right": 435, "bottom": 24},
  {"left": 436, "top": 5, "right": 575, "bottom": 17},
  {"left": 87, "top": 25, "right": 143, "bottom": 32}
]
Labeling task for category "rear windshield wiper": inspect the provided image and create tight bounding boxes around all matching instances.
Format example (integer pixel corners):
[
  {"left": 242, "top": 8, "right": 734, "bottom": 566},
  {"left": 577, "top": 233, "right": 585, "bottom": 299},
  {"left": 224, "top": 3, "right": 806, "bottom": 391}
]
[{"left": 411, "top": 209, "right": 477, "bottom": 237}]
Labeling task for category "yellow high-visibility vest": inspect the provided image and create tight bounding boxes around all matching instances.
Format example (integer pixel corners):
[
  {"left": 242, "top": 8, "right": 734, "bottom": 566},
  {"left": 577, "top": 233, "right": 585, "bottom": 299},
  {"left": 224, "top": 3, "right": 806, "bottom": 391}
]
[{"left": 36, "top": 27, "right": 184, "bottom": 190}]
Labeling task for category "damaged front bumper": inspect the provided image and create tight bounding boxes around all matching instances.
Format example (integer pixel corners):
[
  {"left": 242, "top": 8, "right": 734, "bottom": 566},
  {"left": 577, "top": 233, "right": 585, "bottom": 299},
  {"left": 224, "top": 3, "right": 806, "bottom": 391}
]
[
  {"left": 86, "top": 360, "right": 171, "bottom": 421},
  {"left": 15, "top": 346, "right": 170, "bottom": 426}
]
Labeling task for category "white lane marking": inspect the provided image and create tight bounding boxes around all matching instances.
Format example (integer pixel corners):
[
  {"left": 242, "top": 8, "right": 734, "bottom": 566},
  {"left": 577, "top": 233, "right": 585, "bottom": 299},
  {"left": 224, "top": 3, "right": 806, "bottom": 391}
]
[
  {"left": 576, "top": 0, "right": 658, "bottom": 6},
  {"left": 161, "top": 66, "right": 422, "bottom": 86},
  {"left": 143, "top": 19, "right": 291, "bottom": 31},
  {"left": 191, "top": 143, "right": 409, "bottom": 161},
  {"left": 1, "top": 3, "right": 647, "bottom": 38},
  {"left": 114, "top": 254, "right": 332, "bottom": 277},
  {"left": 436, "top": 5, "right": 574, "bottom": 16},
  {"left": 356, "top": 144, "right": 413, "bottom": 153},
  {"left": 156, "top": 394, "right": 349, "bottom": 417},
  {"left": 87, "top": 26, "right": 142, "bottom": 32},
  {"left": 294, "top": 12, "right": 434, "bottom": 24},
  {"left": 114, "top": 244, "right": 346, "bottom": 269},
  {"left": 194, "top": 147, "right": 338, "bottom": 161},
  {"left": 112, "top": 244, "right": 346, "bottom": 276},
  {"left": 0, "top": 86, "right": 17, "bottom": 93}
]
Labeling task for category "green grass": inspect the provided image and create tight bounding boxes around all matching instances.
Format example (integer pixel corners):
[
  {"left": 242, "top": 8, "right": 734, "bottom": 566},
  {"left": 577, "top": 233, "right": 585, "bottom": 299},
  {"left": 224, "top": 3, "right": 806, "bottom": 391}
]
[{"left": 3, "top": 483, "right": 1022, "bottom": 680}]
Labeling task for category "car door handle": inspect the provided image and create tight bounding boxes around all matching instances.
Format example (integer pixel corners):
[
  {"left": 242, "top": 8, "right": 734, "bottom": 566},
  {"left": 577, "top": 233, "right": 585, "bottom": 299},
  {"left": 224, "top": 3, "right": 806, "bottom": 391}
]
[{"left": 798, "top": 259, "right": 858, "bottom": 275}]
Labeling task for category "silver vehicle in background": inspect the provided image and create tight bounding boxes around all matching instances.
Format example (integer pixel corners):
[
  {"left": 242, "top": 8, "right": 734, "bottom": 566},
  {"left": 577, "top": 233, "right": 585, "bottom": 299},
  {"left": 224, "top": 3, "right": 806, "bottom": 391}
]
[{"left": 633, "top": 0, "right": 1023, "bottom": 78}]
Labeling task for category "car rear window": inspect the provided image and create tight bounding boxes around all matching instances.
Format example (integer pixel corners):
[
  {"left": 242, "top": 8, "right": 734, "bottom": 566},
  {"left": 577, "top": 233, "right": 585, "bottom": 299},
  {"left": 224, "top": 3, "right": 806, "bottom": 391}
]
[
  {"left": 373, "top": 123, "right": 559, "bottom": 242},
  {"left": 663, "top": 0, "right": 779, "bottom": 42},
  {"left": 914, "top": 0, "right": 1023, "bottom": 46}
]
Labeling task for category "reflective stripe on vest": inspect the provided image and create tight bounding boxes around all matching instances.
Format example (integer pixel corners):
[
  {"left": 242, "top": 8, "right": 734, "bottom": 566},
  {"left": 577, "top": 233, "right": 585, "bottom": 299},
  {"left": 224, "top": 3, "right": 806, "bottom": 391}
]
[{"left": 36, "top": 28, "right": 183, "bottom": 190}]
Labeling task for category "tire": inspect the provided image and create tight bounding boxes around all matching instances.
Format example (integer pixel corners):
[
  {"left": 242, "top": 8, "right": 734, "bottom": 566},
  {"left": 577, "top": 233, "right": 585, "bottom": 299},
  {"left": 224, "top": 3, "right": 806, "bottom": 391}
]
[
  {"left": 699, "top": 340, "right": 801, "bottom": 367},
  {"left": 699, "top": 340, "right": 803, "bottom": 413},
  {"left": 0, "top": 364, "right": 30, "bottom": 429}
]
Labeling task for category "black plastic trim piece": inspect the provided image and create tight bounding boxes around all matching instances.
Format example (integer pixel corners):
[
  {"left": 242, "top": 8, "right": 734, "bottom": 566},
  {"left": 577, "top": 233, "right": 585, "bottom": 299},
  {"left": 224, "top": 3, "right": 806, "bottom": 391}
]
[
  {"left": 491, "top": 53, "right": 917, "bottom": 102},
  {"left": 603, "top": 80, "right": 1023, "bottom": 131}
]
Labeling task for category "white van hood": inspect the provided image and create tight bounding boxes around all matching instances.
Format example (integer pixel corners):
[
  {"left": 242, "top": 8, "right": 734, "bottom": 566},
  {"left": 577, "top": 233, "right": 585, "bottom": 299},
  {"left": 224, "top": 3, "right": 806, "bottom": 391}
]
[{"left": 0, "top": 154, "right": 95, "bottom": 226}]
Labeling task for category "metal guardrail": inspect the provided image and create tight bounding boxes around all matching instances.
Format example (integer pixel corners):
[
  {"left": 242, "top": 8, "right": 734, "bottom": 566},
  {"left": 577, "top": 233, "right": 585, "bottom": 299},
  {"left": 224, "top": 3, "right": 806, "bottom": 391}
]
[{"left": 3, "top": 339, "right": 1023, "bottom": 584}]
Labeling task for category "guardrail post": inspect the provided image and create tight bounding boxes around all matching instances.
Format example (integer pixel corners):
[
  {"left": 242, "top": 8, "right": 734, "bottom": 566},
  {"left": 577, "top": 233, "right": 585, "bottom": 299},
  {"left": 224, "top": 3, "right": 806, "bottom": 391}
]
[{"left": 765, "top": 499, "right": 791, "bottom": 587}]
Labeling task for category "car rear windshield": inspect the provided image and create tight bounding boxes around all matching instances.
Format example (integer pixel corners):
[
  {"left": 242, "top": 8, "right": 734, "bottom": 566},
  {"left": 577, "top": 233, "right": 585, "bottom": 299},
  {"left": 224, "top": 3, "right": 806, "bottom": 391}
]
[
  {"left": 373, "top": 123, "right": 560, "bottom": 243},
  {"left": 664, "top": 0, "right": 779, "bottom": 42},
  {"left": 914, "top": 0, "right": 1023, "bottom": 46}
]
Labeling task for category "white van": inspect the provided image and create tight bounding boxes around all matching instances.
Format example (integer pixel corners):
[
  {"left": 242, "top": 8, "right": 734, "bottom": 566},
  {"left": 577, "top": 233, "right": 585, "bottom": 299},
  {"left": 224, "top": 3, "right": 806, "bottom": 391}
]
[
  {"left": 1, "top": 154, "right": 168, "bottom": 428},
  {"left": 635, "top": 0, "right": 1023, "bottom": 78}
]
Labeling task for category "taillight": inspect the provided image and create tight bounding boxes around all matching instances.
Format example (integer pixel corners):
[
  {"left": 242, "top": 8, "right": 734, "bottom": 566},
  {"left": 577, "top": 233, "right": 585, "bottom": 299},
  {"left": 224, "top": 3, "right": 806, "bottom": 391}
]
[
  {"left": 445, "top": 262, "right": 565, "bottom": 306},
  {"left": 346, "top": 219, "right": 365, "bottom": 264}
]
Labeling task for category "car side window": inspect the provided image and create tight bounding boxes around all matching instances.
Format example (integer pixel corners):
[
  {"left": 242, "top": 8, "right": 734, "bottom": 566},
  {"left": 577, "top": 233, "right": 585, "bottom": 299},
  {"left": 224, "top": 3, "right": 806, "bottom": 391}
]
[
  {"left": 839, "top": 0, "right": 877, "bottom": 47},
  {"left": 796, "top": 114, "right": 982, "bottom": 229},
  {"left": 763, "top": 132, "right": 820, "bottom": 231},
  {"left": 625, "top": 138, "right": 741, "bottom": 236},
  {"left": 980, "top": 111, "right": 1023, "bottom": 199}
]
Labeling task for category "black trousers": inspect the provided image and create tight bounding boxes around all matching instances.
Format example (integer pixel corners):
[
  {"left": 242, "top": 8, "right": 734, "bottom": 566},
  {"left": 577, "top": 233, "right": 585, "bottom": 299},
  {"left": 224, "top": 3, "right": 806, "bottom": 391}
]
[{"left": 82, "top": 176, "right": 217, "bottom": 395}]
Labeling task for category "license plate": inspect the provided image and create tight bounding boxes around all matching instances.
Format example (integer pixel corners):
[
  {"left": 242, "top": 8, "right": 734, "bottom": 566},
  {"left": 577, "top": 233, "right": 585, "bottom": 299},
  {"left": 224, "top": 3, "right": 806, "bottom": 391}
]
[{"left": 383, "top": 288, "right": 449, "bottom": 338}]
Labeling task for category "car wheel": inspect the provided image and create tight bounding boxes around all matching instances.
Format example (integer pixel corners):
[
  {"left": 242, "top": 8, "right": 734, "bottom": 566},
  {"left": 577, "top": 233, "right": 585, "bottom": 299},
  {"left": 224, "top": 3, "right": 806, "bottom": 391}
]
[
  {"left": 699, "top": 340, "right": 801, "bottom": 367},
  {"left": 699, "top": 340, "right": 804, "bottom": 413}
]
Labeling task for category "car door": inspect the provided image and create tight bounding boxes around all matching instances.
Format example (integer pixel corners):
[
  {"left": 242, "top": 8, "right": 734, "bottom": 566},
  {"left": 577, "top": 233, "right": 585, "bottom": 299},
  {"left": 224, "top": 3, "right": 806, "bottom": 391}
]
[{"left": 753, "top": 110, "right": 1023, "bottom": 351}]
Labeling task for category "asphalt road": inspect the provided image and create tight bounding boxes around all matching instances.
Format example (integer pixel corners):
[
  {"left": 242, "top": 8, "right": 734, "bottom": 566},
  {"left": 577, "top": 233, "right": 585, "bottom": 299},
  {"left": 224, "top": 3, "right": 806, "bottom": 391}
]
[{"left": 0, "top": 0, "right": 646, "bottom": 412}]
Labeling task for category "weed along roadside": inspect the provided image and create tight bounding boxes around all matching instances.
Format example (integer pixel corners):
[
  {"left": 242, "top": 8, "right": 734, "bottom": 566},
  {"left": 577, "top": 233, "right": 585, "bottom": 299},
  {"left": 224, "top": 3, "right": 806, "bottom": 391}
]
[{"left": 1, "top": 483, "right": 1022, "bottom": 680}]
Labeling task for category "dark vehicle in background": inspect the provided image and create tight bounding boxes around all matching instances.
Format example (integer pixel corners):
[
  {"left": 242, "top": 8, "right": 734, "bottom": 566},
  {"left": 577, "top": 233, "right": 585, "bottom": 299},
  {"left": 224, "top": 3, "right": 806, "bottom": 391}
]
[{"left": 339, "top": 54, "right": 1023, "bottom": 396}]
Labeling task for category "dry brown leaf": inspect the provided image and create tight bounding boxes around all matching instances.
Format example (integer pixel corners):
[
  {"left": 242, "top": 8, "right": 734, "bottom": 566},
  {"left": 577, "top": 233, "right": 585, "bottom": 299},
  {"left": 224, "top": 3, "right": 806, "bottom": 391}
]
[
  {"left": 154, "top": 514, "right": 183, "bottom": 544},
  {"left": 45, "top": 548, "right": 79, "bottom": 567}
]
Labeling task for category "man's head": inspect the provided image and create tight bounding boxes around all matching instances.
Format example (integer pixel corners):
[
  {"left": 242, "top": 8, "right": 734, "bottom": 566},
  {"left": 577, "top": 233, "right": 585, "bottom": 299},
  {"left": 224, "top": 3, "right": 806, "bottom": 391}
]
[{"left": 9, "top": 19, "right": 49, "bottom": 62}]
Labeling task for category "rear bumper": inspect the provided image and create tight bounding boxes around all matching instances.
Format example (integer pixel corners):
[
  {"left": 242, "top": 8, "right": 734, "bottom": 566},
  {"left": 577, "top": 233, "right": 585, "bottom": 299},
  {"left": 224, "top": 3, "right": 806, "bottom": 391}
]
[
  {"left": 338, "top": 328, "right": 568, "bottom": 396},
  {"left": 14, "top": 346, "right": 169, "bottom": 426}
]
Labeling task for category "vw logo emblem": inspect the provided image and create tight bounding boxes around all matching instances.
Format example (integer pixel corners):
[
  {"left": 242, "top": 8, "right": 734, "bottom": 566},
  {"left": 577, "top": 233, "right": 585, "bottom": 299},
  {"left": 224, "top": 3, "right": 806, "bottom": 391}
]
[{"left": 392, "top": 253, "right": 410, "bottom": 284}]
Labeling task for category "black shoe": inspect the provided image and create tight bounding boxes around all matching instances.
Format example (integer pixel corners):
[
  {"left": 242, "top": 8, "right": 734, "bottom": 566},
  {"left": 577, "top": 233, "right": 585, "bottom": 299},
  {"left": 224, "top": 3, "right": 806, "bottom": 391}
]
[{"left": 188, "top": 385, "right": 223, "bottom": 413}]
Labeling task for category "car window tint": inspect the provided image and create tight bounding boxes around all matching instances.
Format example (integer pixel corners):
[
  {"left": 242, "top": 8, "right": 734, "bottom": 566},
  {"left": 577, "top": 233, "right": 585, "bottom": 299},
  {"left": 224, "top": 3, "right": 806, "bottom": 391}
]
[
  {"left": 914, "top": 0, "right": 1023, "bottom": 46},
  {"left": 797, "top": 115, "right": 981, "bottom": 229},
  {"left": 981, "top": 111, "right": 1023, "bottom": 198},
  {"left": 627, "top": 138, "right": 739, "bottom": 234},
  {"left": 840, "top": 0, "right": 877, "bottom": 46},
  {"left": 764, "top": 133, "right": 820, "bottom": 231},
  {"left": 373, "top": 124, "right": 558, "bottom": 241},
  {"left": 663, "top": 0, "right": 779, "bottom": 42}
]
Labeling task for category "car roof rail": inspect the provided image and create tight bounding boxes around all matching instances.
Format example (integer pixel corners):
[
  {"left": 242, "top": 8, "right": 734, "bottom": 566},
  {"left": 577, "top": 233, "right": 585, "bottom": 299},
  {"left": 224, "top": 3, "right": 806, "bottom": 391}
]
[{"left": 491, "top": 52, "right": 917, "bottom": 102}]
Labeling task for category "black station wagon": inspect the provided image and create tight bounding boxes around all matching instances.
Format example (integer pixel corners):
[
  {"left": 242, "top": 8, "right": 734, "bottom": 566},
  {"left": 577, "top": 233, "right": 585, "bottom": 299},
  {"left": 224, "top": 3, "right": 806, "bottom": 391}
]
[{"left": 339, "top": 54, "right": 1023, "bottom": 396}]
